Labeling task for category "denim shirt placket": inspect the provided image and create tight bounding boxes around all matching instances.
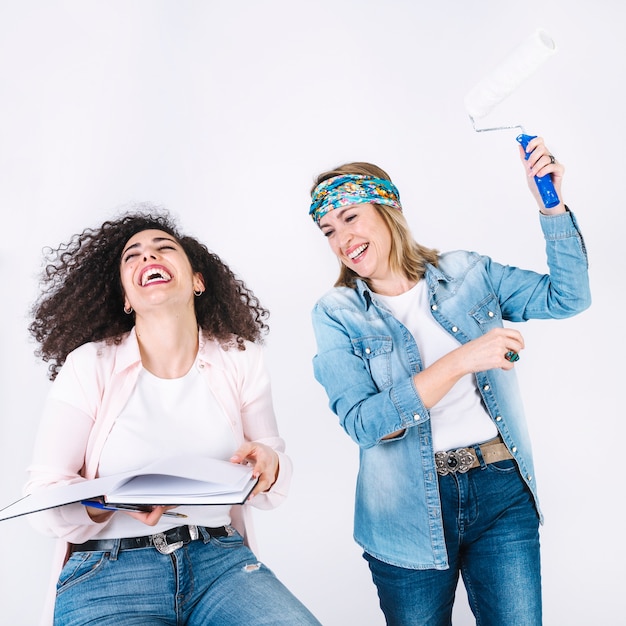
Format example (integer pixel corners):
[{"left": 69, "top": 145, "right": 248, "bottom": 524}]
[{"left": 365, "top": 286, "right": 450, "bottom": 567}]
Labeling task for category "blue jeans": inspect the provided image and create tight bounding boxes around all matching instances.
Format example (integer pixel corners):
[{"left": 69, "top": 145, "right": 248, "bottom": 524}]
[
  {"left": 364, "top": 459, "right": 542, "bottom": 626},
  {"left": 54, "top": 527, "right": 321, "bottom": 625}
]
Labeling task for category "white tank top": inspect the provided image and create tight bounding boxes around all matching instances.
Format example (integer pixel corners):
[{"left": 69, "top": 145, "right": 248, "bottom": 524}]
[
  {"left": 95, "top": 361, "right": 238, "bottom": 537},
  {"left": 375, "top": 281, "right": 497, "bottom": 452}
]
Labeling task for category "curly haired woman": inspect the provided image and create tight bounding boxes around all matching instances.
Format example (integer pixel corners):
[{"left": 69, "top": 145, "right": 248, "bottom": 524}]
[{"left": 25, "top": 208, "right": 320, "bottom": 626}]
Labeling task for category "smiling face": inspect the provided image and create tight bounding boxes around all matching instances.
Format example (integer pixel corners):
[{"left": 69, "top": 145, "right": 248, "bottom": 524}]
[
  {"left": 120, "top": 229, "right": 204, "bottom": 315},
  {"left": 319, "top": 203, "right": 398, "bottom": 291}
]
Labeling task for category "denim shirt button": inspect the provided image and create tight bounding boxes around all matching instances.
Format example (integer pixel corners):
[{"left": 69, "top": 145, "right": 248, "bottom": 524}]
[
  {"left": 483, "top": 384, "right": 490, "bottom": 391},
  {"left": 451, "top": 326, "right": 458, "bottom": 333},
  {"left": 495, "top": 415, "right": 502, "bottom": 421},
  {"left": 527, "top": 475, "right": 533, "bottom": 481},
  {"left": 488, "top": 311, "right": 494, "bottom": 317},
  {"left": 511, "top": 446, "right": 517, "bottom": 453},
  {"left": 431, "top": 304, "right": 438, "bottom": 311},
  {"left": 365, "top": 347, "right": 371, "bottom": 354}
]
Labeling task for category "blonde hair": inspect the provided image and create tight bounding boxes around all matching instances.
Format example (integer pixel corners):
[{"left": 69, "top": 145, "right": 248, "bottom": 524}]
[{"left": 312, "top": 162, "right": 439, "bottom": 289}]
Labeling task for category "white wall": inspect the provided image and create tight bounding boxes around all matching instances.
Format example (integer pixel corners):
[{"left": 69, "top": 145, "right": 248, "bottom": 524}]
[{"left": 0, "top": 1, "right": 622, "bottom": 624}]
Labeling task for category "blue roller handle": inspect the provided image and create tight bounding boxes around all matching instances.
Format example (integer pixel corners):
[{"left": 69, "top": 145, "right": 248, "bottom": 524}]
[{"left": 516, "top": 134, "right": 560, "bottom": 209}]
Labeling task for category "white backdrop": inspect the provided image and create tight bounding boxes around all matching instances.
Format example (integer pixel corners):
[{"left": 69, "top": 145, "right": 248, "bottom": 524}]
[{"left": 0, "top": 1, "right": 623, "bottom": 624}]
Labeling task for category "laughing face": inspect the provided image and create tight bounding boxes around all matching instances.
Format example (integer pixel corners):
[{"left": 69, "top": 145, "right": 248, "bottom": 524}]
[
  {"left": 319, "top": 203, "right": 395, "bottom": 290},
  {"left": 120, "top": 229, "right": 204, "bottom": 314}
]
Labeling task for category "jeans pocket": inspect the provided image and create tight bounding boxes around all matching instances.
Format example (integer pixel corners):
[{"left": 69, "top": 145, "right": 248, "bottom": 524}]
[
  {"left": 210, "top": 531, "right": 245, "bottom": 549},
  {"left": 57, "top": 552, "right": 108, "bottom": 594},
  {"left": 485, "top": 458, "right": 517, "bottom": 474}
]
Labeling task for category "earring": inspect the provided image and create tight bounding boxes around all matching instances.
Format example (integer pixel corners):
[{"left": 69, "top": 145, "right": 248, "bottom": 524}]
[
  {"left": 194, "top": 289, "right": 204, "bottom": 297},
  {"left": 124, "top": 305, "right": 133, "bottom": 314}
]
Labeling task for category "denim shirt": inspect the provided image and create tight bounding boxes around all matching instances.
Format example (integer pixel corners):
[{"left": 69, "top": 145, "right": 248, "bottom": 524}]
[{"left": 311, "top": 210, "right": 591, "bottom": 570}]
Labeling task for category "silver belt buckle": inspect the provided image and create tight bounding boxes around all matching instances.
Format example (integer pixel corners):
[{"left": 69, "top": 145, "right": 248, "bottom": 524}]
[
  {"left": 151, "top": 525, "right": 198, "bottom": 555},
  {"left": 435, "top": 448, "right": 476, "bottom": 476}
]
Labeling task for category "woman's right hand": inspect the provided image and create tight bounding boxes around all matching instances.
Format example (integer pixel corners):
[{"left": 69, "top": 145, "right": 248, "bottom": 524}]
[
  {"left": 85, "top": 504, "right": 176, "bottom": 526},
  {"left": 122, "top": 506, "right": 176, "bottom": 526},
  {"left": 84, "top": 505, "right": 114, "bottom": 523}
]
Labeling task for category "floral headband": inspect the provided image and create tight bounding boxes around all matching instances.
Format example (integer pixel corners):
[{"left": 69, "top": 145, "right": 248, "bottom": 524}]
[{"left": 309, "top": 174, "right": 402, "bottom": 225}]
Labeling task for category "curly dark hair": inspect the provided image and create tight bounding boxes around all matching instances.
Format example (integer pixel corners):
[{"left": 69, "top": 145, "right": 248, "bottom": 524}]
[{"left": 29, "top": 208, "right": 269, "bottom": 380}]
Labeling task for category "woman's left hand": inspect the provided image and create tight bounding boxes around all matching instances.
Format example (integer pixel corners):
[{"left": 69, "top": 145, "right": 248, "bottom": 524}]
[
  {"left": 518, "top": 136, "right": 566, "bottom": 214},
  {"left": 230, "top": 442, "right": 279, "bottom": 497}
]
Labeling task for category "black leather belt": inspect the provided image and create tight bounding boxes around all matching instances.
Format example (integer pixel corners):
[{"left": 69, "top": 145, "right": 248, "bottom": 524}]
[{"left": 70, "top": 525, "right": 230, "bottom": 555}]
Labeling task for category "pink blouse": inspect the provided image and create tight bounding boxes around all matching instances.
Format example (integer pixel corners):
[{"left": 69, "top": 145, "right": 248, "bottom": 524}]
[{"left": 25, "top": 328, "right": 292, "bottom": 624}]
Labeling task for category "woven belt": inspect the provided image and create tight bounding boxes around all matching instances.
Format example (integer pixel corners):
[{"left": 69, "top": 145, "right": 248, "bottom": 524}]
[
  {"left": 435, "top": 436, "right": 513, "bottom": 476},
  {"left": 70, "top": 524, "right": 231, "bottom": 555}
]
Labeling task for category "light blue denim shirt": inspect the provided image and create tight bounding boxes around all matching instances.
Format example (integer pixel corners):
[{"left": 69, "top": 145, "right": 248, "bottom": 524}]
[{"left": 311, "top": 210, "right": 591, "bottom": 570}]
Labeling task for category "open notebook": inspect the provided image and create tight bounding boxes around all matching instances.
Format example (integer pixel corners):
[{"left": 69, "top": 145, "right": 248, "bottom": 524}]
[{"left": 0, "top": 455, "right": 258, "bottom": 522}]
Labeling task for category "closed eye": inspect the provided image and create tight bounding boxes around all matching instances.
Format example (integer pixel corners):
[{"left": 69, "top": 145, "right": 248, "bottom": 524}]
[{"left": 123, "top": 244, "right": 177, "bottom": 263}]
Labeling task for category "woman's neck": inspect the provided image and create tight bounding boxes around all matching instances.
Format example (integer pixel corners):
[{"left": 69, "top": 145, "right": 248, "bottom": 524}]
[
  {"left": 134, "top": 312, "right": 199, "bottom": 379},
  {"left": 370, "top": 273, "right": 417, "bottom": 297}
]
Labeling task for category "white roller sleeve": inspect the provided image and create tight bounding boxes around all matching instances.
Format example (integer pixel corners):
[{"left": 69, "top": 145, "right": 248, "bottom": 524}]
[{"left": 464, "top": 29, "right": 557, "bottom": 120}]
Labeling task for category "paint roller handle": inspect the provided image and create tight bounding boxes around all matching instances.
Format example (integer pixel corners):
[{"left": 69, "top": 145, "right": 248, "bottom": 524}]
[{"left": 516, "top": 134, "right": 560, "bottom": 209}]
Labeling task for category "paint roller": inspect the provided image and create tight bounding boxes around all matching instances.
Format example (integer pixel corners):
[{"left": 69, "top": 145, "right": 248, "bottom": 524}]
[{"left": 464, "top": 29, "right": 559, "bottom": 209}]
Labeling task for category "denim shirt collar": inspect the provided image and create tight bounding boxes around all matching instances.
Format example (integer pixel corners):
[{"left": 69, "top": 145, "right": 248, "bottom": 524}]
[{"left": 354, "top": 264, "right": 456, "bottom": 310}]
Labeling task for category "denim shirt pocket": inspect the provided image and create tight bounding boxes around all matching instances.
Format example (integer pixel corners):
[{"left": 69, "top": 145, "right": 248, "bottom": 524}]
[
  {"left": 469, "top": 294, "right": 502, "bottom": 330},
  {"left": 352, "top": 336, "right": 393, "bottom": 391}
]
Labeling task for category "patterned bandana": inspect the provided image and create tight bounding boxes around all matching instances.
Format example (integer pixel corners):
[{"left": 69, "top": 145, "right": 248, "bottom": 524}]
[{"left": 309, "top": 174, "right": 402, "bottom": 224}]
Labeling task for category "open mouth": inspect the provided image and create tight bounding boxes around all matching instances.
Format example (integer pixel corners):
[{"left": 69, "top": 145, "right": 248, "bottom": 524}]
[
  {"left": 347, "top": 243, "right": 368, "bottom": 261},
  {"left": 140, "top": 266, "right": 172, "bottom": 286}
]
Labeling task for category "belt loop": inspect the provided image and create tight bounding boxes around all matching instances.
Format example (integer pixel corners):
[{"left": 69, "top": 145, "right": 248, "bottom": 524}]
[
  {"left": 108, "top": 538, "right": 122, "bottom": 561},
  {"left": 472, "top": 443, "right": 485, "bottom": 468},
  {"left": 198, "top": 526, "right": 212, "bottom": 543}
]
